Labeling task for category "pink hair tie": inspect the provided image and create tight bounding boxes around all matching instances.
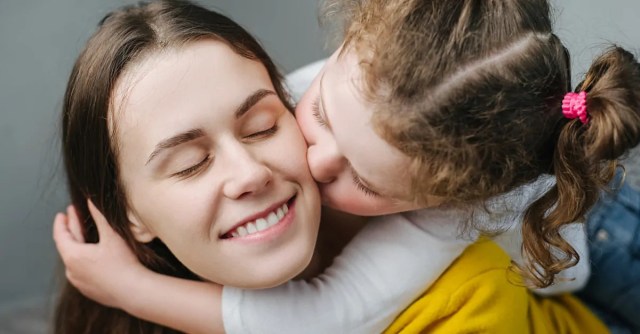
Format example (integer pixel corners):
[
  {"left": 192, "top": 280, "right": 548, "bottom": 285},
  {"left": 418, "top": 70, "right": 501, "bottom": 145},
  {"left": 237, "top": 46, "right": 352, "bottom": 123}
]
[{"left": 562, "top": 91, "right": 589, "bottom": 124}]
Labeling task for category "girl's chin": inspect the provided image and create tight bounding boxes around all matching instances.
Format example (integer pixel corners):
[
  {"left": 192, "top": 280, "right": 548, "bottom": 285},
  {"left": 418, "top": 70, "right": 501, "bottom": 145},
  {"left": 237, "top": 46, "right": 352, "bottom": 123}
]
[{"left": 322, "top": 194, "right": 419, "bottom": 216}]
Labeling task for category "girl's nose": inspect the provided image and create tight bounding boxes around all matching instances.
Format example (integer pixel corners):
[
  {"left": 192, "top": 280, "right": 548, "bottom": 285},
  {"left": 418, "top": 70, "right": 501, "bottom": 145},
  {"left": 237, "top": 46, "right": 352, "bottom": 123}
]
[{"left": 306, "top": 143, "right": 347, "bottom": 184}]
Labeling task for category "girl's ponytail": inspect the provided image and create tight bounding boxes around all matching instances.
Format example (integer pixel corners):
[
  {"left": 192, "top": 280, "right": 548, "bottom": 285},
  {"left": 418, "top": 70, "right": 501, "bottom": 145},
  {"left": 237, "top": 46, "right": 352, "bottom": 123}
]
[
  {"left": 579, "top": 46, "right": 640, "bottom": 160},
  {"left": 522, "top": 46, "right": 640, "bottom": 288}
]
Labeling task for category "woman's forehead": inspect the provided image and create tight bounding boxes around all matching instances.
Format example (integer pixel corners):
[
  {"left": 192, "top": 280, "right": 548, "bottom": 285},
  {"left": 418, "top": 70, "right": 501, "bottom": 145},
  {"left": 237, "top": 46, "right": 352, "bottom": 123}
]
[
  {"left": 109, "top": 40, "right": 273, "bottom": 159},
  {"left": 109, "top": 40, "right": 267, "bottom": 130}
]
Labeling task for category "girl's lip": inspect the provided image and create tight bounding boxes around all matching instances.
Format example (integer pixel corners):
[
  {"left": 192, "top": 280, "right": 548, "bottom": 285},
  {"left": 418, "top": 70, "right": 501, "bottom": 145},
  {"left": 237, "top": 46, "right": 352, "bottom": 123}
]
[{"left": 220, "top": 195, "right": 296, "bottom": 238}]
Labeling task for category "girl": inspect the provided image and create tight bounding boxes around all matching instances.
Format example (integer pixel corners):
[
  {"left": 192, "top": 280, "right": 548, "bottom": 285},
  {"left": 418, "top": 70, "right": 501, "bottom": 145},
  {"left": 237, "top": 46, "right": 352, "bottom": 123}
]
[{"left": 55, "top": 0, "right": 640, "bottom": 332}]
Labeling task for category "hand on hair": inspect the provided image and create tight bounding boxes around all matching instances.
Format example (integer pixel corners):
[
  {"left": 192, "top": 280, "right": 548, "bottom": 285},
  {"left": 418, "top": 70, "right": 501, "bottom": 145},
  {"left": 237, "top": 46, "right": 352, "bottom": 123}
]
[{"left": 52, "top": 200, "right": 147, "bottom": 309}]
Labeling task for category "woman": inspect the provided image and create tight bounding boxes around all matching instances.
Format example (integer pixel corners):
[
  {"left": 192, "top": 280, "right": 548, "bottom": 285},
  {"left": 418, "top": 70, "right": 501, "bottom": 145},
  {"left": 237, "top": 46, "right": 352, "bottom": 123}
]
[{"left": 54, "top": 1, "right": 321, "bottom": 332}]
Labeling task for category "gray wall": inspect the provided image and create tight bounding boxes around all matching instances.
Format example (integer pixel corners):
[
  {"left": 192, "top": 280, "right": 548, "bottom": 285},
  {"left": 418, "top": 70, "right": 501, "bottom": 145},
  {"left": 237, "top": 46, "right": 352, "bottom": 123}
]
[
  {"left": 0, "top": 0, "right": 638, "bottom": 317},
  {"left": 553, "top": 0, "right": 640, "bottom": 85}
]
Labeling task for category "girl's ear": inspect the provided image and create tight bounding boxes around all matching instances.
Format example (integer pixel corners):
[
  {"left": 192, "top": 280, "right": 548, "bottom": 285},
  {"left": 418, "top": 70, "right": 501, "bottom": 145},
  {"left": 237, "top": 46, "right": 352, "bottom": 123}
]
[{"left": 127, "top": 211, "right": 156, "bottom": 243}]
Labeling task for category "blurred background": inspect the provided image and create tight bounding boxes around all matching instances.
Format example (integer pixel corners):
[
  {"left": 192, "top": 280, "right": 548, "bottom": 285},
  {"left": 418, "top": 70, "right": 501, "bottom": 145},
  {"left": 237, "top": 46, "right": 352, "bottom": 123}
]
[{"left": 0, "top": 0, "right": 638, "bottom": 333}]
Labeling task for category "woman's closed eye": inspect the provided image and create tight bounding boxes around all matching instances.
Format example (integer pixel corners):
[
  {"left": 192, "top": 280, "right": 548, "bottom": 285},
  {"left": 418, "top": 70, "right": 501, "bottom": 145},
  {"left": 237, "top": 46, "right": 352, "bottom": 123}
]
[
  {"left": 172, "top": 155, "right": 211, "bottom": 178},
  {"left": 170, "top": 121, "right": 278, "bottom": 179},
  {"left": 243, "top": 124, "right": 279, "bottom": 140}
]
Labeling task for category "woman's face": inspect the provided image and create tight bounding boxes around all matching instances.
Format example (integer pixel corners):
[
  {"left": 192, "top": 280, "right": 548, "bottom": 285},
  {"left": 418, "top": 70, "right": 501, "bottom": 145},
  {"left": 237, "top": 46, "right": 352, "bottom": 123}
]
[
  {"left": 111, "top": 40, "right": 321, "bottom": 288},
  {"left": 296, "top": 48, "right": 441, "bottom": 216}
]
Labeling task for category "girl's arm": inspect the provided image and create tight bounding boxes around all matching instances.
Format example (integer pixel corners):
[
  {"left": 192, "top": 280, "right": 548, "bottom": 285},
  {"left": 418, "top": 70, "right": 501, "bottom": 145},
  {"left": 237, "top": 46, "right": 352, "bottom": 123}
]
[
  {"left": 53, "top": 202, "right": 225, "bottom": 334},
  {"left": 222, "top": 209, "right": 471, "bottom": 334},
  {"left": 54, "top": 203, "right": 472, "bottom": 334},
  {"left": 126, "top": 270, "right": 223, "bottom": 334}
]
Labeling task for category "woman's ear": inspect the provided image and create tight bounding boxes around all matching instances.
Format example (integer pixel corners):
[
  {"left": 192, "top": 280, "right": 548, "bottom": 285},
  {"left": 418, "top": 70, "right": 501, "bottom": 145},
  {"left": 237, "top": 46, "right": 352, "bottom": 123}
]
[{"left": 127, "top": 211, "right": 156, "bottom": 243}]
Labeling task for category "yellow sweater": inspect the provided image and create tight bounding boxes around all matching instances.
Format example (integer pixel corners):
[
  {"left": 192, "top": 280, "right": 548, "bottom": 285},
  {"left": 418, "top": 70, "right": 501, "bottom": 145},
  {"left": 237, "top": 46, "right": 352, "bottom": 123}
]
[{"left": 384, "top": 240, "right": 608, "bottom": 334}]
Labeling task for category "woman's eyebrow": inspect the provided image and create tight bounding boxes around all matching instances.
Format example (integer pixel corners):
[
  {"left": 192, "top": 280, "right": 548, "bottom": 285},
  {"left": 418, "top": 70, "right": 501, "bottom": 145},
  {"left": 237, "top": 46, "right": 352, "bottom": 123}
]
[
  {"left": 146, "top": 128, "right": 205, "bottom": 165},
  {"left": 234, "top": 89, "right": 276, "bottom": 118}
]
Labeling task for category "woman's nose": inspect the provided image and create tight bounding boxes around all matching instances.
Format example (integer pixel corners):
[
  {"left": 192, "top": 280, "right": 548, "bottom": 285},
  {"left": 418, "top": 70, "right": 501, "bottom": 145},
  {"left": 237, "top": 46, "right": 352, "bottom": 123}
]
[
  {"left": 222, "top": 149, "right": 273, "bottom": 199},
  {"left": 306, "top": 143, "right": 346, "bottom": 184}
]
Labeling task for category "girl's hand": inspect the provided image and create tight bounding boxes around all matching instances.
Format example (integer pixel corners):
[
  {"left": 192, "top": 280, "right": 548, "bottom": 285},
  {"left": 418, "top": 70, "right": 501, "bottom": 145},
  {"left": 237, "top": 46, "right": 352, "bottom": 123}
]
[
  {"left": 54, "top": 201, "right": 225, "bottom": 334},
  {"left": 52, "top": 200, "right": 147, "bottom": 309}
]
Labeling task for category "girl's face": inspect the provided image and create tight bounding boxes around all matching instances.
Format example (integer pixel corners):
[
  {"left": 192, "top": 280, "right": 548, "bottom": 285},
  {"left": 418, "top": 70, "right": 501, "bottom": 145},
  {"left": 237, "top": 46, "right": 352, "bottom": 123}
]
[
  {"left": 111, "top": 40, "right": 321, "bottom": 288},
  {"left": 296, "top": 48, "right": 442, "bottom": 216}
]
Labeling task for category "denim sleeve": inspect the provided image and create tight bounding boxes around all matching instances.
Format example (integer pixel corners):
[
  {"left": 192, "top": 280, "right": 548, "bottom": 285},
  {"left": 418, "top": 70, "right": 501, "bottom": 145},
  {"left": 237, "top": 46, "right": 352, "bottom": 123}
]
[{"left": 577, "top": 178, "right": 640, "bottom": 333}]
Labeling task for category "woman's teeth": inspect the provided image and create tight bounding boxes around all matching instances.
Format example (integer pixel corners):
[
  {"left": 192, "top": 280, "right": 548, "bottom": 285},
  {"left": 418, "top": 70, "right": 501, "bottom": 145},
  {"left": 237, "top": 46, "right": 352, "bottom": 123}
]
[{"left": 230, "top": 202, "right": 289, "bottom": 238}]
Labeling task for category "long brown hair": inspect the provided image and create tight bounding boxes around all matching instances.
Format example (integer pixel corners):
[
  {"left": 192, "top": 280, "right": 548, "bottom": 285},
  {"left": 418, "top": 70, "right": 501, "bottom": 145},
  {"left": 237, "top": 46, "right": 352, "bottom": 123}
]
[
  {"left": 56, "top": 1, "right": 291, "bottom": 332},
  {"left": 324, "top": 0, "right": 640, "bottom": 287}
]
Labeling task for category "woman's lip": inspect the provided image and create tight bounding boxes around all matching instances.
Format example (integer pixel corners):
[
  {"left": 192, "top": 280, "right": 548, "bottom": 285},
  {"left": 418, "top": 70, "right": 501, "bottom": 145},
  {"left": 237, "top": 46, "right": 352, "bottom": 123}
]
[
  {"left": 220, "top": 195, "right": 295, "bottom": 238},
  {"left": 222, "top": 196, "right": 297, "bottom": 242}
]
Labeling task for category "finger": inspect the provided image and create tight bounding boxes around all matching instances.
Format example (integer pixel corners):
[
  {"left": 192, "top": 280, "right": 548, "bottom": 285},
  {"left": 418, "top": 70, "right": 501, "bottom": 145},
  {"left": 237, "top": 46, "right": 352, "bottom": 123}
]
[
  {"left": 52, "top": 212, "right": 69, "bottom": 243},
  {"left": 66, "top": 205, "right": 85, "bottom": 243},
  {"left": 87, "top": 199, "right": 114, "bottom": 239},
  {"left": 53, "top": 213, "right": 83, "bottom": 258},
  {"left": 65, "top": 269, "right": 74, "bottom": 283},
  {"left": 65, "top": 270, "right": 81, "bottom": 289}
]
